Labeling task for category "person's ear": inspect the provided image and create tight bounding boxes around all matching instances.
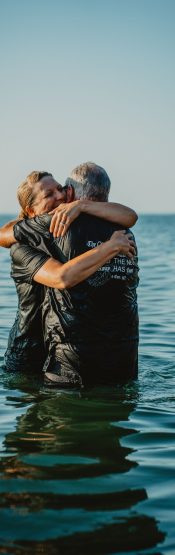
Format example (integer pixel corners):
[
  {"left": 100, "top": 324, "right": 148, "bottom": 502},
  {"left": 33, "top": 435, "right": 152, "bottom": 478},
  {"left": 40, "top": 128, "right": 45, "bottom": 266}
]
[
  {"left": 66, "top": 185, "right": 75, "bottom": 203},
  {"left": 26, "top": 205, "right": 35, "bottom": 217}
]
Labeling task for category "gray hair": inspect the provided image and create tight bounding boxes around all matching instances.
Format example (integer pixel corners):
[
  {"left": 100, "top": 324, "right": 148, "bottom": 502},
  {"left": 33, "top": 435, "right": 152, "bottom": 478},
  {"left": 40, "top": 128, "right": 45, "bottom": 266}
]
[{"left": 65, "top": 162, "right": 111, "bottom": 201}]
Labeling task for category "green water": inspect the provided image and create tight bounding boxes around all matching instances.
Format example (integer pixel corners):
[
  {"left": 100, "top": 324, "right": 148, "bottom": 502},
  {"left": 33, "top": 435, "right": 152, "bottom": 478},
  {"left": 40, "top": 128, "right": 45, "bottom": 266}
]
[{"left": 0, "top": 215, "right": 175, "bottom": 554}]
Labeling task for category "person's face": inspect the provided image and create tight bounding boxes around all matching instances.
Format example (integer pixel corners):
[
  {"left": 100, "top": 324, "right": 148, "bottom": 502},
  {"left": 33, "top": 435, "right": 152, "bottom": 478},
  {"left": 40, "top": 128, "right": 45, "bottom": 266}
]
[{"left": 27, "top": 176, "right": 66, "bottom": 216}]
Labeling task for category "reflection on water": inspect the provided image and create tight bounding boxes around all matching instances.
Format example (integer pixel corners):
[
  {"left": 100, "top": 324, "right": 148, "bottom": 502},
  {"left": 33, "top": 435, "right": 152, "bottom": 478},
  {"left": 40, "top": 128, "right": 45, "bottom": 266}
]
[
  {"left": 1, "top": 214, "right": 175, "bottom": 553},
  {"left": 0, "top": 372, "right": 165, "bottom": 554}
]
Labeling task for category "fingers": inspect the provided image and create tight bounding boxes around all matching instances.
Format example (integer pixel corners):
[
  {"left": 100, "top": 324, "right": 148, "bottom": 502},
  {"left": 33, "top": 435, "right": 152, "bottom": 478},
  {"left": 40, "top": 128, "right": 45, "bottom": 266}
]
[
  {"left": 49, "top": 210, "right": 66, "bottom": 236},
  {"left": 48, "top": 208, "right": 57, "bottom": 215},
  {"left": 49, "top": 210, "right": 71, "bottom": 238},
  {"left": 53, "top": 217, "right": 68, "bottom": 238},
  {"left": 129, "top": 242, "right": 136, "bottom": 253},
  {"left": 50, "top": 212, "right": 61, "bottom": 234},
  {"left": 127, "top": 242, "right": 136, "bottom": 257},
  {"left": 50, "top": 204, "right": 80, "bottom": 238},
  {"left": 129, "top": 246, "right": 136, "bottom": 256},
  {"left": 49, "top": 204, "right": 66, "bottom": 231},
  {"left": 127, "top": 233, "right": 134, "bottom": 240},
  {"left": 125, "top": 234, "right": 136, "bottom": 257},
  {"left": 120, "top": 239, "right": 136, "bottom": 258},
  {"left": 56, "top": 220, "right": 69, "bottom": 238}
]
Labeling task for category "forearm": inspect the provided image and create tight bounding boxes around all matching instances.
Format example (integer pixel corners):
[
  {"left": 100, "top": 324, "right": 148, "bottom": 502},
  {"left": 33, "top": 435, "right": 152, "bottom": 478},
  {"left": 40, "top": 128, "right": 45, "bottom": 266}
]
[
  {"left": 34, "top": 240, "right": 119, "bottom": 289},
  {"left": 81, "top": 200, "right": 138, "bottom": 227},
  {"left": 0, "top": 220, "right": 18, "bottom": 248},
  {"left": 60, "top": 240, "right": 119, "bottom": 288}
]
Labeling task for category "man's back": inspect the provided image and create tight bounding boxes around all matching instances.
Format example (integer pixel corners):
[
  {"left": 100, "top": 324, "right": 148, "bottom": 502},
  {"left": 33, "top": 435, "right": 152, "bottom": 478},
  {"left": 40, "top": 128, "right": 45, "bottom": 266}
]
[{"left": 43, "top": 214, "right": 139, "bottom": 383}]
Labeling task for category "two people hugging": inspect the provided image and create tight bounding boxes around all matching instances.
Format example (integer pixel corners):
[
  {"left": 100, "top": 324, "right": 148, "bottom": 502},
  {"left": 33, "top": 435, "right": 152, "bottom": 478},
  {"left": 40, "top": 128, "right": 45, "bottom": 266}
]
[{"left": 0, "top": 162, "right": 139, "bottom": 387}]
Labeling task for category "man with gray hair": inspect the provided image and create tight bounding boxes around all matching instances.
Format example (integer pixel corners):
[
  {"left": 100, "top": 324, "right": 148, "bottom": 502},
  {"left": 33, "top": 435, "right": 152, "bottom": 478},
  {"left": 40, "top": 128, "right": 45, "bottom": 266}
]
[
  {"left": 11, "top": 161, "right": 139, "bottom": 386},
  {"left": 65, "top": 162, "right": 111, "bottom": 201}
]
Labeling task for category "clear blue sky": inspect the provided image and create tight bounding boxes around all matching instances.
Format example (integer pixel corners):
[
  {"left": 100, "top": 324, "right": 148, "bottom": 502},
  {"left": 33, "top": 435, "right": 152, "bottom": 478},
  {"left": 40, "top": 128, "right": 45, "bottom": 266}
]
[{"left": 0, "top": 0, "right": 174, "bottom": 213}]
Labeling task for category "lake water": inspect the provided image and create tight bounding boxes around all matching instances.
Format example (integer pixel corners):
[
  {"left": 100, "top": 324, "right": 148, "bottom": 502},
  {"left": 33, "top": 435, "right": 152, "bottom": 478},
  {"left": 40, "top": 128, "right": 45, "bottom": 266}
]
[{"left": 0, "top": 214, "right": 175, "bottom": 554}]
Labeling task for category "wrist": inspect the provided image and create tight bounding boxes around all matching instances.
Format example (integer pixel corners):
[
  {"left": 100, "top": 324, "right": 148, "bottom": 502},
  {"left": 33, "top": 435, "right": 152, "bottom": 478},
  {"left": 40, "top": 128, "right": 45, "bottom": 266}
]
[
  {"left": 102, "top": 239, "right": 120, "bottom": 258},
  {"left": 72, "top": 199, "right": 83, "bottom": 214},
  {"left": 80, "top": 199, "right": 91, "bottom": 213}
]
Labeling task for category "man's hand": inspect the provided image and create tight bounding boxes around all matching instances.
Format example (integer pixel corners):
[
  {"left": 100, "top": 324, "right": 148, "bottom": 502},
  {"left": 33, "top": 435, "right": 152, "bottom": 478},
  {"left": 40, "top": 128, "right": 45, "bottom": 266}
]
[
  {"left": 49, "top": 201, "right": 81, "bottom": 238},
  {"left": 109, "top": 230, "right": 136, "bottom": 258}
]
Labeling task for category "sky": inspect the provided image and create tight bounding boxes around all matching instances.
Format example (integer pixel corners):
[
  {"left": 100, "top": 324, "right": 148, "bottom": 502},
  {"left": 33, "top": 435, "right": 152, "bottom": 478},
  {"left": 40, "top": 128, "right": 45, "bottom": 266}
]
[{"left": 0, "top": 0, "right": 175, "bottom": 214}]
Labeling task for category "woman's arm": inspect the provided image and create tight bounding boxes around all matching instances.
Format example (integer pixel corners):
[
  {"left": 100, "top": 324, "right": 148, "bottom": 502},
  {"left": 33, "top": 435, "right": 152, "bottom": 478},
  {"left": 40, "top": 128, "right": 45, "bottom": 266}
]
[
  {"left": 0, "top": 220, "right": 18, "bottom": 248},
  {"left": 33, "top": 230, "right": 135, "bottom": 288},
  {"left": 49, "top": 200, "right": 138, "bottom": 238},
  {"left": 81, "top": 200, "right": 138, "bottom": 227}
]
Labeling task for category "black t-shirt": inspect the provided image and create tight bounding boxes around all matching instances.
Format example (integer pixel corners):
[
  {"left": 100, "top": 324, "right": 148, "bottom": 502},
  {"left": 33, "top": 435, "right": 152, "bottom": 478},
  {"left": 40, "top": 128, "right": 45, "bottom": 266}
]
[
  {"left": 4, "top": 243, "right": 49, "bottom": 372},
  {"left": 13, "top": 213, "right": 139, "bottom": 383}
]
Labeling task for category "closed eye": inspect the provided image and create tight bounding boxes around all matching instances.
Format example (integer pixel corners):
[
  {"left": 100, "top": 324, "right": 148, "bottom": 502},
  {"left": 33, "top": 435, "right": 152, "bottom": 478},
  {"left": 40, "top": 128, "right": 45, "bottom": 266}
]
[{"left": 44, "top": 191, "right": 54, "bottom": 198}]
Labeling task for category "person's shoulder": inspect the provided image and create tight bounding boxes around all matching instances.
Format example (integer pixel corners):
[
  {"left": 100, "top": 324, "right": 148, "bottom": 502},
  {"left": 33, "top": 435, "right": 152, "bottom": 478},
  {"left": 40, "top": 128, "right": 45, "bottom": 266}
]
[
  {"left": 10, "top": 242, "right": 26, "bottom": 259},
  {"left": 27, "top": 213, "right": 51, "bottom": 233},
  {"left": 10, "top": 241, "right": 47, "bottom": 261},
  {"left": 17, "top": 213, "right": 51, "bottom": 231},
  {"left": 10, "top": 243, "right": 32, "bottom": 278},
  {"left": 35, "top": 213, "right": 51, "bottom": 227},
  {"left": 10, "top": 241, "right": 50, "bottom": 282}
]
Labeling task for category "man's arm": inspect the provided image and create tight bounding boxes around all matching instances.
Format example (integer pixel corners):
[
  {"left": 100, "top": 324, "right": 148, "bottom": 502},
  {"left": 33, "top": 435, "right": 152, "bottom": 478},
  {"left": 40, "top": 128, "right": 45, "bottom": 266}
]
[
  {"left": 0, "top": 219, "right": 18, "bottom": 248},
  {"left": 13, "top": 231, "right": 135, "bottom": 289},
  {"left": 49, "top": 200, "right": 138, "bottom": 238}
]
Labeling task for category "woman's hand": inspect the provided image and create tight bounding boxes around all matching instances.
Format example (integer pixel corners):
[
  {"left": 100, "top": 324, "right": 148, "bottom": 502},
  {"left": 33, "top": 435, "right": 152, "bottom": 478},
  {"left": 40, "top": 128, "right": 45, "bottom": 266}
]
[
  {"left": 49, "top": 201, "right": 81, "bottom": 237},
  {"left": 109, "top": 230, "right": 136, "bottom": 258}
]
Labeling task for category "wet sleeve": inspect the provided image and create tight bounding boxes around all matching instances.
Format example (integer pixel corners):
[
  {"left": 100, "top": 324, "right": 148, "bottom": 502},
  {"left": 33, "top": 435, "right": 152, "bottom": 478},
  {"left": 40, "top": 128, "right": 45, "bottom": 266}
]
[
  {"left": 13, "top": 214, "right": 52, "bottom": 254},
  {"left": 10, "top": 243, "right": 50, "bottom": 284}
]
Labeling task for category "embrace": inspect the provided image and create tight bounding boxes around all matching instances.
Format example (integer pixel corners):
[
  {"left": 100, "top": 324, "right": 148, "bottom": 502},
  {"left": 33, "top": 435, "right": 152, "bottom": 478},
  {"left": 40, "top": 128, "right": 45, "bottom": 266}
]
[{"left": 0, "top": 162, "right": 139, "bottom": 387}]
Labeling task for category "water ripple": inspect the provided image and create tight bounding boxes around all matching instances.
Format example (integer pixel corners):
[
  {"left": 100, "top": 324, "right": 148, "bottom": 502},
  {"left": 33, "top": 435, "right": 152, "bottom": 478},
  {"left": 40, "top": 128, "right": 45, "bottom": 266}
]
[{"left": 0, "top": 214, "right": 175, "bottom": 554}]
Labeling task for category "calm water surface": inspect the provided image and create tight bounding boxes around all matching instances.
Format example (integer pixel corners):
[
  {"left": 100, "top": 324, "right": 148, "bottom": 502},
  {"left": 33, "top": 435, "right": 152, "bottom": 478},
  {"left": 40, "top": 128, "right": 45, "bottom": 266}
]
[{"left": 0, "top": 214, "right": 175, "bottom": 554}]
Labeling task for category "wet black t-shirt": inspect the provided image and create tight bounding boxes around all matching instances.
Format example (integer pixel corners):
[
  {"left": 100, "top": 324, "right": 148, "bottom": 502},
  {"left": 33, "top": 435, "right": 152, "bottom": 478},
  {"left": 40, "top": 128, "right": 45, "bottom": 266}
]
[
  {"left": 4, "top": 244, "right": 49, "bottom": 372},
  {"left": 13, "top": 213, "right": 139, "bottom": 384}
]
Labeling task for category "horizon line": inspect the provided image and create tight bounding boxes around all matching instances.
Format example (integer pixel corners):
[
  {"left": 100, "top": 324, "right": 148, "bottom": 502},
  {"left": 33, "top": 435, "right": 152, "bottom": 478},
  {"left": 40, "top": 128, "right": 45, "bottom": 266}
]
[{"left": 0, "top": 211, "right": 175, "bottom": 216}]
